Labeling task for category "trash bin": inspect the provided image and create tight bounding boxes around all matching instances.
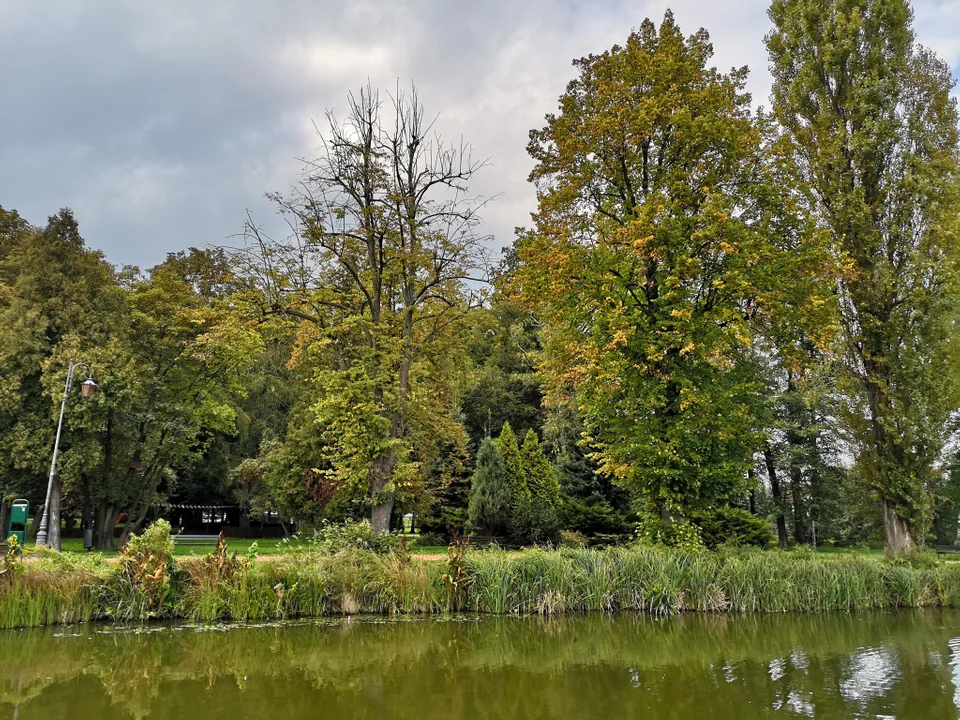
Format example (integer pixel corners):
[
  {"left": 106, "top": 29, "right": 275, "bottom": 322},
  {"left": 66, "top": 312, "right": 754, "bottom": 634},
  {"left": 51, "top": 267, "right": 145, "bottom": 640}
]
[
  {"left": 8, "top": 499, "right": 29, "bottom": 545},
  {"left": 83, "top": 527, "right": 94, "bottom": 551}
]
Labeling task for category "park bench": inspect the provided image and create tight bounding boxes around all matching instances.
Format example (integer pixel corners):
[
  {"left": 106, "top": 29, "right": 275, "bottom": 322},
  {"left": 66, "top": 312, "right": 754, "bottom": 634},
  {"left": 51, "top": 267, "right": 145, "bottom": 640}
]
[
  {"left": 172, "top": 533, "right": 220, "bottom": 546},
  {"left": 934, "top": 545, "right": 960, "bottom": 557}
]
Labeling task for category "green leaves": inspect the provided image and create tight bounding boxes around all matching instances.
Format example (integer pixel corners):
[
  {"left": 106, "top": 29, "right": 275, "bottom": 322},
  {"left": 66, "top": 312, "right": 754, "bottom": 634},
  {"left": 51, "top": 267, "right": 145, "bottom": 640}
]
[
  {"left": 767, "top": 0, "right": 960, "bottom": 550},
  {"left": 515, "top": 13, "right": 827, "bottom": 518}
]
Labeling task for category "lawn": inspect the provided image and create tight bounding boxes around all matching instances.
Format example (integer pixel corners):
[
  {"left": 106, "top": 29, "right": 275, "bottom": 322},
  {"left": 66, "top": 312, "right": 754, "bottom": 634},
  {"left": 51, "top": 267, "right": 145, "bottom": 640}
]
[
  {"left": 30, "top": 535, "right": 449, "bottom": 558},
  {"left": 26, "top": 536, "right": 887, "bottom": 560},
  {"left": 28, "top": 536, "right": 295, "bottom": 557}
]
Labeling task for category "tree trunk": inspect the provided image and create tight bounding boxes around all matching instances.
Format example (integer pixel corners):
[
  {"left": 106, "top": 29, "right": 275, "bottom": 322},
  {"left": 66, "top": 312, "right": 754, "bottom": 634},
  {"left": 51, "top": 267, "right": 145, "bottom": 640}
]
[
  {"left": 764, "top": 445, "right": 789, "bottom": 549},
  {"left": 883, "top": 499, "right": 916, "bottom": 555},
  {"left": 785, "top": 373, "right": 809, "bottom": 545},
  {"left": 0, "top": 498, "right": 9, "bottom": 542},
  {"left": 126, "top": 489, "right": 154, "bottom": 537},
  {"left": 369, "top": 425, "right": 399, "bottom": 532},
  {"left": 117, "top": 513, "right": 133, "bottom": 548},
  {"left": 95, "top": 501, "right": 117, "bottom": 550},
  {"left": 80, "top": 472, "right": 92, "bottom": 544},
  {"left": 371, "top": 494, "right": 396, "bottom": 533},
  {"left": 789, "top": 464, "right": 808, "bottom": 545},
  {"left": 748, "top": 468, "right": 757, "bottom": 515},
  {"left": 933, "top": 513, "right": 948, "bottom": 546},
  {"left": 26, "top": 506, "right": 42, "bottom": 542}
]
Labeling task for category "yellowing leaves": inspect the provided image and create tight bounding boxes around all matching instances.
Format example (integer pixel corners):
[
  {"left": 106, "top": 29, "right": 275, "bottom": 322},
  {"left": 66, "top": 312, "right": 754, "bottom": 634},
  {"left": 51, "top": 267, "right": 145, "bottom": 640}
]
[{"left": 608, "top": 329, "right": 631, "bottom": 349}]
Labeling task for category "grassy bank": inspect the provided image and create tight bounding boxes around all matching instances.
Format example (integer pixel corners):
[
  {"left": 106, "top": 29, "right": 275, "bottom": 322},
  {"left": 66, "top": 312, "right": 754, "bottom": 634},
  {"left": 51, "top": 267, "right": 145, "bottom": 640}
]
[{"left": 0, "top": 543, "right": 958, "bottom": 629}]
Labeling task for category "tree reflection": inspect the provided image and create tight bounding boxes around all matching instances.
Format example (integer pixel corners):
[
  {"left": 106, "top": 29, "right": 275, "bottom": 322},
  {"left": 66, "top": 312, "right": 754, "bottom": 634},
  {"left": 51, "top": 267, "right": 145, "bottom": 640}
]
[{"left": 0, "top": 612, "right": 958, "bottom": 718}]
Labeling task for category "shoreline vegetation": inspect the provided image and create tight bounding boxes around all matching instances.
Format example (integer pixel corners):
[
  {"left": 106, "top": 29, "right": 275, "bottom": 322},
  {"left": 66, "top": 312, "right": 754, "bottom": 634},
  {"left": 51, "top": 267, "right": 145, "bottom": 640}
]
[{"left": 1, "top": 523, "right": 958, "bottom": 630}]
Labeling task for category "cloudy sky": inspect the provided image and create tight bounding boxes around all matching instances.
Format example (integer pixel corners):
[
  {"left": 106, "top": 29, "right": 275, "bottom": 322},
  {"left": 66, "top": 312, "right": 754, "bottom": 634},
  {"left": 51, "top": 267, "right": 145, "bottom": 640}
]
[{"left": 2, "top": 0, "right": 960, "bottom": 268}]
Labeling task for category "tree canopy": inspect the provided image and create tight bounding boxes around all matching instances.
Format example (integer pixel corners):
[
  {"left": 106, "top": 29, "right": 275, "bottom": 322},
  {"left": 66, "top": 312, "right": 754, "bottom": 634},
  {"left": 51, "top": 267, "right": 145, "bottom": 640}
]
[{"left": 4, "top": 5, "right": 960, "bottom": 555}]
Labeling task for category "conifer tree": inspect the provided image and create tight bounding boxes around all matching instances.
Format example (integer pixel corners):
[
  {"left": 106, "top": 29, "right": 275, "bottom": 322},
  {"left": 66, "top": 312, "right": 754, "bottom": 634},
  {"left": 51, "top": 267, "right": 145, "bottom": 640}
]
[
  {"left": 522, "top": 429, "right": 561, "bottom": 542},
  {"left": 497, "top": 422, "right": 531, "bottom": 542},
  {"left": 468, "top": 438, "right": 511, "bottom": 536}
]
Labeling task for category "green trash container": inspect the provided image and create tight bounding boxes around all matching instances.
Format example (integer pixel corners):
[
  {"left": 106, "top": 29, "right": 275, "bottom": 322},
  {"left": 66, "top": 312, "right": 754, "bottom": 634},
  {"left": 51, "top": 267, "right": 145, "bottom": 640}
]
[{"left": 8, "top": 499, "right": 29, "bottom": 545}]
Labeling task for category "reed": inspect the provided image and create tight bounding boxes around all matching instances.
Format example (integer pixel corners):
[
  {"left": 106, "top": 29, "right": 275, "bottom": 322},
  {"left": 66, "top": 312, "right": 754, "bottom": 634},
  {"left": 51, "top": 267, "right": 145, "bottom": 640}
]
[
  {"left": 2, "top": 544, "right": 960, "bottom": 628},
  {"left": 0, "top": 555, "right": 107, "bottom": 628}
]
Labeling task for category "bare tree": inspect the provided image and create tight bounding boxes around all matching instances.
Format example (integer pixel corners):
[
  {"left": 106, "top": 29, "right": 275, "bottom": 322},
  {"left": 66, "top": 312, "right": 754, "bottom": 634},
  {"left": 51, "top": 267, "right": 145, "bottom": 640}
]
[{"left": 233, "top": 85, "right": 493, "bottom": 531}]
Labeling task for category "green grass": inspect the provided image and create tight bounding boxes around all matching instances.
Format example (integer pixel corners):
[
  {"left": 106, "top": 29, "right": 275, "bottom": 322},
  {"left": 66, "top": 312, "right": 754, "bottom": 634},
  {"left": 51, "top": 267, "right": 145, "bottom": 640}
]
[
  {"left": 42, "top": 535, "right": 447, "bottom": 558},
  {"left": 29, "top": 536, "right": 301, "bottom": 557},
  {"left": 796, "top": 545, "right": 884, "bottom": 557}
]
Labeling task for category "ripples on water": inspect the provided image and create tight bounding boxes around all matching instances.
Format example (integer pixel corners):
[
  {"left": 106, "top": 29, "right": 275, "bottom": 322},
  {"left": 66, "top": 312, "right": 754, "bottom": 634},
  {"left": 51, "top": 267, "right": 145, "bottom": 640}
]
[{"left": 0, "top": 610, "right": 958, "bottom": 719}]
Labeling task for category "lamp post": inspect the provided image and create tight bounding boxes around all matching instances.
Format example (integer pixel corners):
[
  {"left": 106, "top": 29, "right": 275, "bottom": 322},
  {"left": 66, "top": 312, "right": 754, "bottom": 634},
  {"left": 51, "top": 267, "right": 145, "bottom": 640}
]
[{"left": 36, "top": 359, "right": 97, "bottom": 549}]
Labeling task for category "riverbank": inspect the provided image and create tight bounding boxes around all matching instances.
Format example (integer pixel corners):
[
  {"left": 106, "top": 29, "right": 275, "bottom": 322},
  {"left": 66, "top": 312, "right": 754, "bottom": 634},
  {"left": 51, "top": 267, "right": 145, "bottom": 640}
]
[{"left": 0, "top": 544, "right": 957, "bottom": 628}]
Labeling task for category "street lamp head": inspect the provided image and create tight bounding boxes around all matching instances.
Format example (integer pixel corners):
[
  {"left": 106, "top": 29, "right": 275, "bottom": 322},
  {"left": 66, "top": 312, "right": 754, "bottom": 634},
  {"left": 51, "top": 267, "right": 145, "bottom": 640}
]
[{"left": 80, "top": 378, "right": 97, "bottom": 398}]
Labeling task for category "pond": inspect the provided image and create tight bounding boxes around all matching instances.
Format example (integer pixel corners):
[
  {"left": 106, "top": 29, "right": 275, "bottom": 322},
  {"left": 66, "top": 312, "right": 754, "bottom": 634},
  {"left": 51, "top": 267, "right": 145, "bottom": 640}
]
[{"left": 0, "top": 611, "right": 959, "bottom": 718}]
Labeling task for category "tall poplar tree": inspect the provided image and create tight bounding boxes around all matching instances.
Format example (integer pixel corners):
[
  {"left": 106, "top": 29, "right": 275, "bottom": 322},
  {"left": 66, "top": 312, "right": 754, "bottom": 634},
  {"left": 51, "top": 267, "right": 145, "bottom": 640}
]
[{"left": 767, "top": 0, "right": 960, "bottom": 552}]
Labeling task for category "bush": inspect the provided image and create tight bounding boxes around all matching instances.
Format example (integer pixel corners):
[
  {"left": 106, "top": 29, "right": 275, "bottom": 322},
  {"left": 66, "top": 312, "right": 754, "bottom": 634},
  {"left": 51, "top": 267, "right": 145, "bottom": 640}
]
[
  {"left": 588, "top": 533, "right": 632, "bottom": 548},
  {"left": 560, "top": 497, "right": 632, "bottom": 538},
  {"left": 693, "top": 507, "right": 775, "bottom": 549},
  {"left": 635, "top": 513, "right": 704, "bottom": 551},
  {"left": 413, "top": 532, "right": 446, "bottom": 547},
  {"left": 102, "top": 519, "right": 175, "bottom": 621},
  {"left": 884, "top": 547, "right": 939, "bottom": 570},
  {"left": 417, "top": 506, "right": 468, "bottom": 539},
  {"left": 306, "top": 519, "right": 402, "bottom": 555},
  {"left": 559, "top": 530, "right": 589, "bottom": 548}
]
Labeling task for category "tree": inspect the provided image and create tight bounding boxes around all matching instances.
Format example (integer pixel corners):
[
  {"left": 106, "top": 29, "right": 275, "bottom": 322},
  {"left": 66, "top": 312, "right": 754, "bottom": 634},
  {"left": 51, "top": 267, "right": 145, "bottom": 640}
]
[
  {"left": 496, "top": 421, "right": 531, "bottom": 541},
  {"left": 235, "top": 85, "right": 491, "bottom": 531},
  {"left": 767, "top": 0, "right": 960, "bottom": 552},
  {"left": 521, "top": 429, "right": 561, "bottom": 542},
  {"left": 932, "top": 457, "right": 960, "bottom": 546},
  {"left": 468, "top": 438, "right": 511, "bottom": 536},
  {"left": 408, "top": 423, "right": 471, "bottom": 538},
  {"left": 0, "top": 208, "right": 123, "bottom": 548},
  {"left": 460, "top": 300, "right": 543, "bottom": 453},
  {"left": 514, "top": 13, "right": 832, "bottom": 520},
  {"left": 57, "top": 260, "right": 261, "bottom": 548}
]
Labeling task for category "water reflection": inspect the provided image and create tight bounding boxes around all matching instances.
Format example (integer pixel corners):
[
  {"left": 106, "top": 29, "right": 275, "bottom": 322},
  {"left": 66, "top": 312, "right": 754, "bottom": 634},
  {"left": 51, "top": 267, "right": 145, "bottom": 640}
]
[{"left": 0, "top": 611, "right": 958, "bottom": 719}]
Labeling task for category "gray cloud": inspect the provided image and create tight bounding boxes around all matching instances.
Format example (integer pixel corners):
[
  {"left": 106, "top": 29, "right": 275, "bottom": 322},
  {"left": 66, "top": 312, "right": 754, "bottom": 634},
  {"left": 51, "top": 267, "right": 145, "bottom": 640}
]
[{"left": 1, "top": 0, "right": 958, "bottom": 268}]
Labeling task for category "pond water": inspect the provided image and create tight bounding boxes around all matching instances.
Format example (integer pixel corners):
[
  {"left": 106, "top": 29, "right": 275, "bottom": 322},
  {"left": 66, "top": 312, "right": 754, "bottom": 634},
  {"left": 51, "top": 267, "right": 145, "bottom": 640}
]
[{"left": 0, "top": 611, "right": 959, "bottom": 718}]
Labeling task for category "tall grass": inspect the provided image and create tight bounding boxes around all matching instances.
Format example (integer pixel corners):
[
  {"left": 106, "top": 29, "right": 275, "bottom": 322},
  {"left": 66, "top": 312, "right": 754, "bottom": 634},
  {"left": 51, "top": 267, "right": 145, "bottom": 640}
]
[
  {"left": 0, "top": 553, "right": 107, "bottom": 628},
  {"left": 1, "top": 545, "right": 960, "bottom": 628}
]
